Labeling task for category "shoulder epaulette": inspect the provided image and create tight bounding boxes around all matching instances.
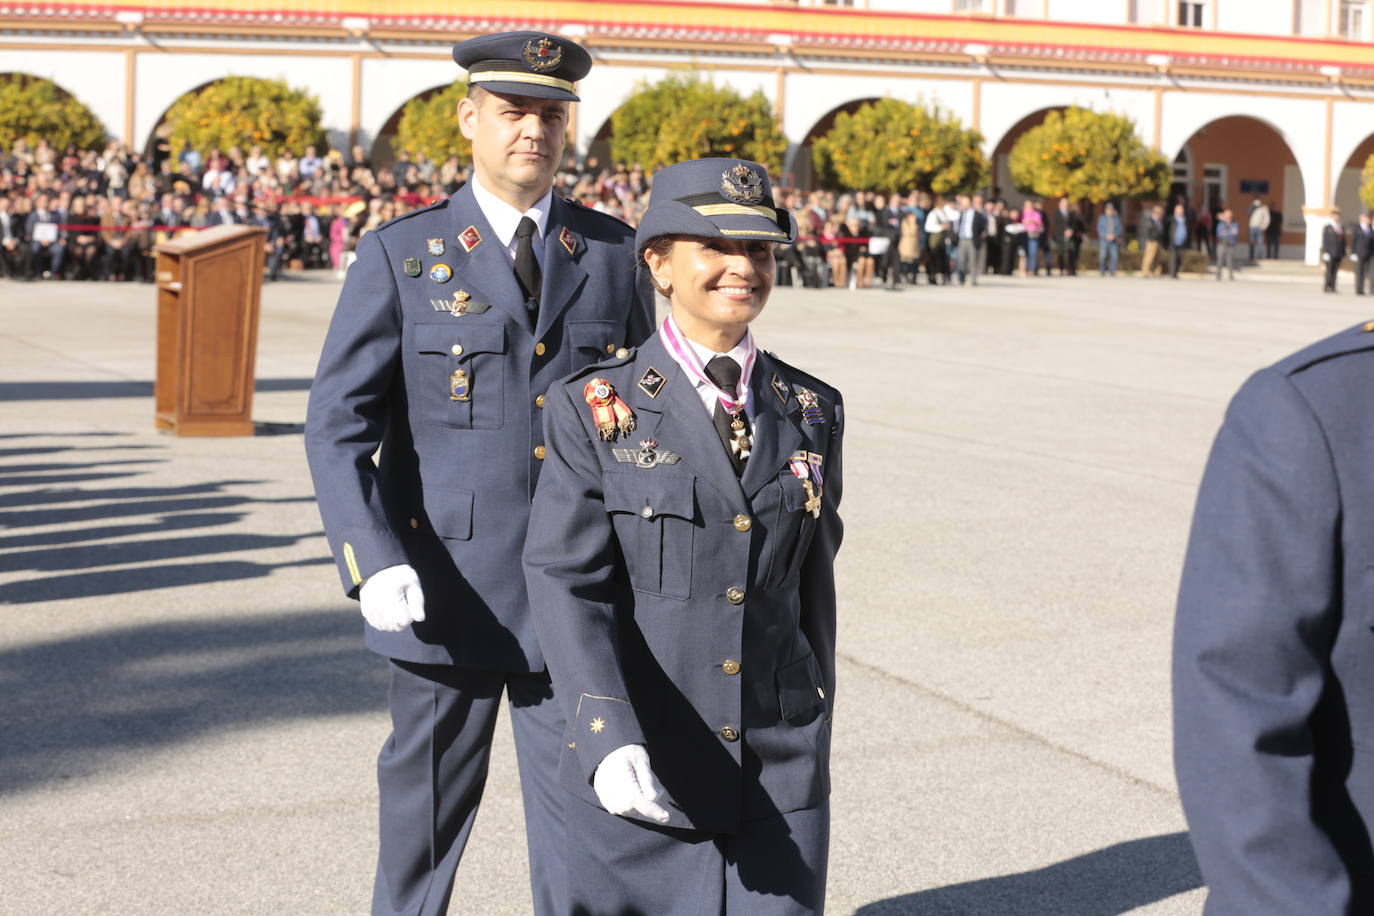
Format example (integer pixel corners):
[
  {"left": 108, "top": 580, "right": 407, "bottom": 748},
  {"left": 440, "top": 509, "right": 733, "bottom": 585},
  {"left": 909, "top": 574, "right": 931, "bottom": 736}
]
[
  {"left": 563, "top": 347, "right": 638, "bottom": 385},
  {"left": 374, "top": 197, "right": 450, "bottom": 233},
  {"left": 764, "top": 349, "right": 840, "bottom": 401},
  {"left": 1272, "top": 320, "right": 1374, "bottom": 377}
]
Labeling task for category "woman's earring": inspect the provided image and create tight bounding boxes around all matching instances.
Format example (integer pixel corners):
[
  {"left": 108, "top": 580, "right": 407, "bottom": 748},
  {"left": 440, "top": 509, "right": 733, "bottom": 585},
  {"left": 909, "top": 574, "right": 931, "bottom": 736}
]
[{"left": 654, "top": 280, "right": 672, "bottom": 295}]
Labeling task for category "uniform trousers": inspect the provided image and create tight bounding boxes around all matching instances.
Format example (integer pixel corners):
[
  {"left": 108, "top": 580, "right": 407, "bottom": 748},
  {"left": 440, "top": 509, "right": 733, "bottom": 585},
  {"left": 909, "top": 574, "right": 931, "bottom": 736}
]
[
  {"left": 566, "top": 799, "right": 829, "bottom": 916},
  {"left": 375, "top": 660, "right": 566, "bottom": 916},
  {"left": 1357, "top": 256, "right": 1373, "bottom": 295}
]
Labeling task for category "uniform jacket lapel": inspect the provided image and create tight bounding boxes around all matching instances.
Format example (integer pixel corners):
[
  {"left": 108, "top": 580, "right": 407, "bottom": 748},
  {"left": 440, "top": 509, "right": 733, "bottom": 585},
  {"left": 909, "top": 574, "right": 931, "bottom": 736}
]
[
  {"left": 740, "top": 351, "right": 804, "bottom": 499},
  {"left": 447, "top": 183, "right": 531, "bottom": 333},
  {"left": 628, "top": 334, "right": 747, "bottom": 514},
  {"left": 535, "top": 196, "right": 589, "bottom": 341}
]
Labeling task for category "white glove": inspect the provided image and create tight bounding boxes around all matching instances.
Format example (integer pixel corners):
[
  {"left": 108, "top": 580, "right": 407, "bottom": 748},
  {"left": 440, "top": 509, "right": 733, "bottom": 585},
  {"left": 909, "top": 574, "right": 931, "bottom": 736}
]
[
  {"left": 1323, "top": 253, "right": 1331, "bottom": 262},
  {"left": 359, "top": 564, "right": 426, "bottom": 632},
  {"left": 592, "top": 744, "right": 670, "bottom": 823}
]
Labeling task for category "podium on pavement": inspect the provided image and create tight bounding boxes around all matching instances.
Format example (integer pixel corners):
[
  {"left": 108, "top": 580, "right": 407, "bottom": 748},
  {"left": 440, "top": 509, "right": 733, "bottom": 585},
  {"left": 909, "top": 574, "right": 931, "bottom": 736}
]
[{"left": 153, "top": 224, "right": 266, "bottom": 436}]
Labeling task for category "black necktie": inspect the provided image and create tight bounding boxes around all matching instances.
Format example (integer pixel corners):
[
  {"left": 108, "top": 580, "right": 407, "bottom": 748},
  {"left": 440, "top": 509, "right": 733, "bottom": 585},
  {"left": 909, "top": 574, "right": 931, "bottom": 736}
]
[
  {"left": 514, "top": 216, "right": 541, "bottom": 315},
  {"left": 704, "top": 356, "right": 746, "bottom": 475}
]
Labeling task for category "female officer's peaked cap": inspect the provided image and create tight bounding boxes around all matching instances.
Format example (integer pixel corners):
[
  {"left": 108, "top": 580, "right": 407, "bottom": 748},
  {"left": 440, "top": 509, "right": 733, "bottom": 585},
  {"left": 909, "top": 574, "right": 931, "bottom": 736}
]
[
  {"left": 453, "top": 31, "right": 592, "bottom": 102},
  {"left": 635, "top": 158, "right": 796, "bottom": 252}
]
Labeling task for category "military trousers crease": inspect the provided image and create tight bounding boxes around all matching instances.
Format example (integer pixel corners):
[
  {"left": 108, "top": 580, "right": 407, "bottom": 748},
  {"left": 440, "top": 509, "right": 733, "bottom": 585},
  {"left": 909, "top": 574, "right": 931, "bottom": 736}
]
[
  {"left": 565, "top": 797, "right": 830, "bottom": 916},
  {"left": 373, "top": 659, "right": 567, "bottom": 916}
]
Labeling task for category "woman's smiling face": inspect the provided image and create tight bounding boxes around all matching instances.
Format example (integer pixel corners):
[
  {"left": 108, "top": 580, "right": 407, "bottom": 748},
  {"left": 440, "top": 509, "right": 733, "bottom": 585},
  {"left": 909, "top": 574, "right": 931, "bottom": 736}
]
[{"left": 645, "top": 236, "right": 774, "bottom": 346}]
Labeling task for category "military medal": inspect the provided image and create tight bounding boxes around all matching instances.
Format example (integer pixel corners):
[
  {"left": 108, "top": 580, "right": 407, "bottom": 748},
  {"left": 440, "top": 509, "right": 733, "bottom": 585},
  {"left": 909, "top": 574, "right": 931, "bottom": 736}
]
[
  {"left": 790, "top": 450, "right": 824, "bottom": 518},
  {"left": 402, "top": 257, "right": 422, "bottom": 277},
  {"left": 426, "top": 238, "right": 446, "bottom": 256},
  {"left": 583, "top": 377, "right": 636, "bottom": 441},
  {"left": 613, "top": 439, "right": 681, "bottom": 469},
  {"left": 794, "top": 386, "right": 825, "bottom": 425},
  {"left": 429, "top": 263, "right": 452, "bottom": 283},
  {"left": 448, "top": 289, "right": 471, "bottom": 315},
  {"left": 728, "top": 413, "right": 752, "bottom": 460},
  {"left": 458, "top": 225, "right": 482, "bottom": 252},
  {"left": 449, "top": 368, "right": 471, "bottom": 402}
]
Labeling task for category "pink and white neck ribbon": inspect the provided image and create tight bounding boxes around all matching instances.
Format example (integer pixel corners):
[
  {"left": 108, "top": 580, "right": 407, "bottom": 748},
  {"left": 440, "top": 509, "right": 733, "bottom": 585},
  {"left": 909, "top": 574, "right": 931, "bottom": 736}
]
[{"left": 660, "top": 313, "right": 757, "bottom": 415}]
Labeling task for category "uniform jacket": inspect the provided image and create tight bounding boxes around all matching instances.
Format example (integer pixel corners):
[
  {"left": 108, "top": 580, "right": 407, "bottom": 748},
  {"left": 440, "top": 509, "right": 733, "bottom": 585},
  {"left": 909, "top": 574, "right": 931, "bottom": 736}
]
[
  {"left": 304, "top": 183, "right": 654, "bottom": 671},
  {"left": 523, "top": 332, "right": 844, "bottom": 833},
  {"left": 1353, "top": 222, "right": 1374, "bottom": 261},
  {"left": 1174, "top": 321, "right": 1374, "bottom": 914}
]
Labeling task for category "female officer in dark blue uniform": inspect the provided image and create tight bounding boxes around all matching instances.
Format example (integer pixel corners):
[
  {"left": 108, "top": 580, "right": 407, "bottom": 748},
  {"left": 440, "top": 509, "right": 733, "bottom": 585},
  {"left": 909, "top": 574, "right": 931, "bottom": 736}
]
[{"left": 524, "top": 158, "right": 844, "bottom": 914}]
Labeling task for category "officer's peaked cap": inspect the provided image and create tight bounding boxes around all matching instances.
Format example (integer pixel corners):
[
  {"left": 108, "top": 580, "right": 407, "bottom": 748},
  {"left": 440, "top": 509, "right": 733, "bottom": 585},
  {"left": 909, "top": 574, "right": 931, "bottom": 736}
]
[
  {"left": 635, "top": 158, "right": 796, "bottom": 253},
  {"left": 453, "top": 31, "right": 591, "bottom": 102}
]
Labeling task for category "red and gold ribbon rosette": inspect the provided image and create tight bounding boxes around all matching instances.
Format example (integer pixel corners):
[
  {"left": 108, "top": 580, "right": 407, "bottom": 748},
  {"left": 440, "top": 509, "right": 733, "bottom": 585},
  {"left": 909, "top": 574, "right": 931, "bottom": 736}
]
[{"left": 583, "top": 378, "right": 636, "bottom": 441}]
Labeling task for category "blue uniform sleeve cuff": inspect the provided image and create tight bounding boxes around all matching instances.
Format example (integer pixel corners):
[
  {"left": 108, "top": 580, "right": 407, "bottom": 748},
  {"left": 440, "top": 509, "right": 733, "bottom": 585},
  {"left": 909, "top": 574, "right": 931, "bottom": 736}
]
[{"left": 570, "top": 693, "right": 646, "bottom": 781}]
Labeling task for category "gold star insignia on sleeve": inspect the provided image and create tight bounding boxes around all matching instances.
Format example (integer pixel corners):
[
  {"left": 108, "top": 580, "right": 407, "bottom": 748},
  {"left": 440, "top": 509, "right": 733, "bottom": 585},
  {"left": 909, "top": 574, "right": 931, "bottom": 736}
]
[{"left": 589, "top": 717, "right": 606, "bottom": 734}]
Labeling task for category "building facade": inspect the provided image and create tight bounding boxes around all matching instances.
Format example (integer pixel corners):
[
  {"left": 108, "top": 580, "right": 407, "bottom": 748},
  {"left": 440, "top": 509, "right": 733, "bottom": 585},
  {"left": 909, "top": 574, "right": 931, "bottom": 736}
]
[{"left": 4, "top": 0, "right": 1374, "bottom": 261}]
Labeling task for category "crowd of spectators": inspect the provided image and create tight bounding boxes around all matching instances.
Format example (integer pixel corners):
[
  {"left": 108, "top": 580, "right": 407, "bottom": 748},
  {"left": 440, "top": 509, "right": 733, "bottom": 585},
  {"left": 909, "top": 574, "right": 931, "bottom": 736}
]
[{"left": 0, "top": 134, "right": 1291, "bottom": 286}]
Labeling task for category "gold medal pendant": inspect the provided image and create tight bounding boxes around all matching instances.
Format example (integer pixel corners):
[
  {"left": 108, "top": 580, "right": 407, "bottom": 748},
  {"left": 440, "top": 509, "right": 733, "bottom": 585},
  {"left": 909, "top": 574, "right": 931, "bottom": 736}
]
[{"left": 802, "top": 480, "right": 822, "bottom": 518}]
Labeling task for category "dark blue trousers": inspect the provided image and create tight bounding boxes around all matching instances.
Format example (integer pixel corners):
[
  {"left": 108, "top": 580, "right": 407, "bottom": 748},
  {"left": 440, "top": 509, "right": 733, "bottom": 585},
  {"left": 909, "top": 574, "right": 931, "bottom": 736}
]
[
  {"left": 373, "top": 660, "right": 566, "bottom": 916},
  {"left": 565, "top": 798, "right": 829, "bottom": 915}
]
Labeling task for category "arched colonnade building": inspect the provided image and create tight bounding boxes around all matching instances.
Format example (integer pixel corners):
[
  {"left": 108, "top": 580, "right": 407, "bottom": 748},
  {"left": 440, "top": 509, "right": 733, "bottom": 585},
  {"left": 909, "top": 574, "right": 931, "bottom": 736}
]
[{"left": 4, "top": 0, "right": 1374, "bottom": 263}]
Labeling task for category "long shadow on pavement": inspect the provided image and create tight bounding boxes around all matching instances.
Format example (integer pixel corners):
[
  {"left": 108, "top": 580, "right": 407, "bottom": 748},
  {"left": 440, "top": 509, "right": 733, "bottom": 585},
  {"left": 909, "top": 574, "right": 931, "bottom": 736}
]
[
  {"left": 0, "top": 611, "right": 384, "bottom": 795},
  {"left": 854, "top": 832, "right": 1201, "bottom": 915}
]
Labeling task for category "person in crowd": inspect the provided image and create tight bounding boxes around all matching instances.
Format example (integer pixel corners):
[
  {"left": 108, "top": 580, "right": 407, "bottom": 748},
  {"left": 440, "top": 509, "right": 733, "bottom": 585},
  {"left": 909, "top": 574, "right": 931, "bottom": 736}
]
[
  {"left": 64, "top": 197, "right": 101, "bottom": 280},
  {"left": 1194, "top": 203, "right": 1214, "bottom": 259},
  {"left": 1140, "top": 204, "right": 1166, "bottom": 277},
  {"left": 1020, "top": 200, "right": 1043, "bottom": 276},
  {"left": 898, "top": 204, "right": 921, "bottom": 285},
  {"left": 1214, "top": 208, "right": 1239, "bottom": 281},
  {"left": 955, "top": 193, "right": 987, "bottom": 286},
  {"left": 1321, "top": 206, "right": 1346, "bottom": 293},
  {"left": 1353, "top": 210, "right": 1374, "bottom": 296},
  {"left": 525, "top": 156, "right": 844, "bottom": 916},
  {"left": 1265, "top": 200, "right": 1283, "bottom": 258},
  {"left": 1096, "top": 202, "right": 1123, "bottom": 277},
  {"left": 1051, "top": 198, "right": 1083, "bottom": 276},
  {"left": 25, "top": 192, "right": 65, "bottom": 279},
  {"left": 923, "top": 196, "right": 949, "bottom": 285},
  {"left": 0, "top": 194, "right": 30, "bottom": 280},
  {"left": 1166, "top": 202, "right": 1191, "bottom": 279},
  {"left": 842, "top": 215, "right": 873, "bottom": 288},
  {"left": 1248, "top": 197, "right": 1271, "bottom": 260},
  {"left": 101, "top": 196, "right": 135, "bottom": 282}
]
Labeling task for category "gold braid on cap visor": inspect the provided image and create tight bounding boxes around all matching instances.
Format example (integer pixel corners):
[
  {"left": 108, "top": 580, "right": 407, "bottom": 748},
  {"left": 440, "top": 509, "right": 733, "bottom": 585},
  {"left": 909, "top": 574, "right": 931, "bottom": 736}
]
[{"left": 468, "top": 71, "right": 575, "bottom": 92}]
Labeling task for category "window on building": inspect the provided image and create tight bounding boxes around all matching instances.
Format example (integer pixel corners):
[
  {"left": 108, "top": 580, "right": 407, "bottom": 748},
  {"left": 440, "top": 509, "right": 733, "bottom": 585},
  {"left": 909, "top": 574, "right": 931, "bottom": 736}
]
[
  {"left": 1341, "top": 1, "right": 1366, "bottom": 38},
  {"left": 954, "top": 0, "right": 986, "bottom": 11},
  {"left": 1177, "top": 1, "right": 1204, "bottom": 27}
]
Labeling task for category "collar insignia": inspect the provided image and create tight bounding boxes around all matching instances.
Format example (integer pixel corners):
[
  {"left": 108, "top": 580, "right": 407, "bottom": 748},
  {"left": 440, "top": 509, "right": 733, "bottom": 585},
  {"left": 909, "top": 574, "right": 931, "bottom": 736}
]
[
  {"left": 458, "top": 225, "right": 482, "bottom": 253},
  {"left": 559, "top": 226, "right": 577, "bottom": 256},
  {"left": 638, "top": 366, "right": 666, "bottom": 399},
  {"left": 771, "top": 373, "right": 789, "bottom": 405}
]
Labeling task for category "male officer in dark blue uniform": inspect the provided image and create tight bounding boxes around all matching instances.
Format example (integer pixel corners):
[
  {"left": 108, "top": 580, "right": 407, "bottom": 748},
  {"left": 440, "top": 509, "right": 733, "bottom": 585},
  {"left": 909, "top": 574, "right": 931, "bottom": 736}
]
[
  {"left": 304, "top": 31, "right": 653, "bottom": 916},
  {"left": 1175, "top": 319, "right": 1374, "bottom": 913},
  {"left": 525, "top": 159, "right": 843, "bottom": 913}
]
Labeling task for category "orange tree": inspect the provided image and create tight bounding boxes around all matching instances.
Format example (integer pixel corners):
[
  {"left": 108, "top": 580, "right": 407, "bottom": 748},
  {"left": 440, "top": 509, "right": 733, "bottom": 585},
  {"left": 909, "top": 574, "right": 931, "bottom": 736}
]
[
  {"left": 0, "top": 74, "right": 106, "bottom": 151},
  {"left": 164, "top": 76, "right": 325, "bottom": 159},
  {"left": 810, "top": 98, "right": 988, "bottom": 195},
  {"left": 1008, "top": 106, "right": 1169, "bottom": 202},
  {"left": 395, "top": 80, "right": 472, "bottom": 164},
  {"left": 610, "top": 73, "right": 786, "bottom": 173},
  {"left": 1360, "top": 153, "right": 1374, "bottom": 213}
]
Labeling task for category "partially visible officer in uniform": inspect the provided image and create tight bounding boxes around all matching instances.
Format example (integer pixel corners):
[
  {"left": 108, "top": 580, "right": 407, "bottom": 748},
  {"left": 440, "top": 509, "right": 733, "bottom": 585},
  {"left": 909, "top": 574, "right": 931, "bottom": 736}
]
[
  {"left": 524, "top": 158, "right": 844, "bottom": 914},
  {"left": 303, "top": 30, "right": 654, "bottom": 916},
  {"left": 1174, "top": 319, "right": 1374, "bottom": 913}
]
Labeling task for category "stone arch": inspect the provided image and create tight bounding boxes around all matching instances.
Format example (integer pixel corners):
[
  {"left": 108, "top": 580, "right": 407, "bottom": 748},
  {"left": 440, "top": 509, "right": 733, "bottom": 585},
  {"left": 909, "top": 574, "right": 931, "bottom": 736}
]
[
  {"left": 986, "top": 106, "right": 1067, "bottom": 207},
  {"left": 141, "top": 78, "right": 223, "bottom": 156},
  {"left": 0, "top": 72, "right": 110, "bottom": 147},
  {"left": 786, "top": 97, "right": 883, "bottom": 191},
  {"left": 1334, "top": 132, "right": 1374, "bottom": 221},
  {"left": 1171, "top": 114, "right": 1308, "bottom": 258},
  {"left": 369, "top": 83, "right": 454, "bottom": 168}
]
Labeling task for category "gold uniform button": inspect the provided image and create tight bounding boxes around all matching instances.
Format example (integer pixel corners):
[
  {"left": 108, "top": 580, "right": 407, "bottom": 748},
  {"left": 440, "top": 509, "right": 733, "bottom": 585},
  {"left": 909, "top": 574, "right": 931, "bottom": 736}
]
[
  {"left": 641, "top": 506, "right": 654, "bottom": 519},
  {"left": 719, "top": 726, "right": 740, "bottom": 742},
  {"left": 535, "top": 394, "right": 546, "bottom": 408},
  {"left": 409, "top": 518, "right": 419, "bottom": 529},
  {"left": 534, "top": 445, "right": 547, "bottom": 460},
  {"left": 615, "top": 347, "right": 630, "bottom": 359},
  {"left": 733, "top": 515, "right": 752, "bottom": 532},
  {"left": 534, "top": 342, "right": 547, "bottom": 356},
  {"left": 726, "top": 587, "right": 745, "bottom": 605},
  {"left": 722, "top": 659, "right": 741, "bottom": 676},
  {"left": 606, "top": 344, "right": 616, "bottom": 354},
  {"left": 450, "top": 344, "right": 463, "bottom": 356}
]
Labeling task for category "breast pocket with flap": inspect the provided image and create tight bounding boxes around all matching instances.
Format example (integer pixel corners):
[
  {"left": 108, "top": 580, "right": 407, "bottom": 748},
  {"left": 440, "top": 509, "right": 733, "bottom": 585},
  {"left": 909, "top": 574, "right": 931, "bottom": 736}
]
[
  {"left": 603, "top": 470, "right": 697, "bottom": 600},
  {"left": 412, "top": 323, "right": 506, "bottom": 430}
]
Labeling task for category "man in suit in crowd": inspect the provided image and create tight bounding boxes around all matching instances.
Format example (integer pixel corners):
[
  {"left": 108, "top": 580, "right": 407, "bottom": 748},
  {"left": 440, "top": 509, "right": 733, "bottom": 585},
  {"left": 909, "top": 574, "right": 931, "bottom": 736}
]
[
  {"left": 210, "top": 197, "right": 237, "bottom": 226},
  {"left": 1322, "top": 207, "right": 1346, "bottom": 293},
  {"left": 1175, "top": 318, "right": 1374, "bottom": 913},
  {"left": 1354, "top": 211, "right": 1374, "bottom": 296},
  {"left": 1248, "top": 197, "right": 1270, "bottom": 260},
  {"left": 1139, "top": 204, "right": 1166, "bottom": 277},
  {"left": 955, "top": 193, "right": 987, "bottom": 286},
  {"left": 1265, "top": 200, "right": 1283, "bottom": 259},
  {"left": 304, "top": 31, "right": 654, "bottom": 916},
  {"left": 25, "top": 192, "right": 65, "bottom": 279},
  {"left": 1051, "top": 198, "right": 1083, "bottom": 276},
  {"left": 871, "top": 193, "right": 903, "bottom": 289},
  {"left": 1166, "top": 203, "right": 1191, "bottom": 278}
]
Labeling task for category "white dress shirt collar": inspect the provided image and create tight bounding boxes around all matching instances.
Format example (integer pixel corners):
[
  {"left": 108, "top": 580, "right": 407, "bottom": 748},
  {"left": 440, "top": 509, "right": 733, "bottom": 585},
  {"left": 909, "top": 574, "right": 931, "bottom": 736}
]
[
  {"left": 680, "top": 332, "right": 757, "bottom": 422},
  {"left": 470, "top": 174, "right": 552, "bottom": 265}
]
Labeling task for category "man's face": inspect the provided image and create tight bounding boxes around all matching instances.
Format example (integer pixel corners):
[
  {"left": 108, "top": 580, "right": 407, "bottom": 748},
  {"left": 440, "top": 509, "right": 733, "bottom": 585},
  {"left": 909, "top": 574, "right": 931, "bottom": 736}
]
[{"left": 458, "top": 90, "right": 567, "bottom": 200}]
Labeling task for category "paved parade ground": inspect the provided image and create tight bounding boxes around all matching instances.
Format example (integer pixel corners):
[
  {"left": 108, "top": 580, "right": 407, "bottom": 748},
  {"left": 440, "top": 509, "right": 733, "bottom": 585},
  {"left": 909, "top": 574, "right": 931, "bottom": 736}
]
[{"left": 1, "top": 266, "right": 1366, "bottom": 915}]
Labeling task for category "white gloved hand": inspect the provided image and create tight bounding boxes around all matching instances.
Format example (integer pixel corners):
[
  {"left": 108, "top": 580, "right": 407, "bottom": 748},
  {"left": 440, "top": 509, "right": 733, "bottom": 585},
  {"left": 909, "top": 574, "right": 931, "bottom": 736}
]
[
  {"left": 1323, "top": 253, "right": 1331, "bottom": 262},
  {"left": 359, "top": 564, "right": 426, "bottom": 632},
  {"left": 592, "top": 744, "right": 670, "bottom": 823}
]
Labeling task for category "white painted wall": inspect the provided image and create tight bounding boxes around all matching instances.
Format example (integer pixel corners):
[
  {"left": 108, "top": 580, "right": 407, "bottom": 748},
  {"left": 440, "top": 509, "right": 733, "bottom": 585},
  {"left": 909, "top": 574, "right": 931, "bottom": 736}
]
[
  {"left": 2, "top": 48, "right": 126, "bottom": 142},
  {"left": 359, "top": 56, "right": 461, "bottom": 148},
  {"left": 135, "top": 52, "right": 354, "bottom": 152},
  {"left": 1045, "top": 0, "right": 1129, "bottom": 25},
  {"left": 1216, "top": 1, "right": 1294, "bottom": 34}
]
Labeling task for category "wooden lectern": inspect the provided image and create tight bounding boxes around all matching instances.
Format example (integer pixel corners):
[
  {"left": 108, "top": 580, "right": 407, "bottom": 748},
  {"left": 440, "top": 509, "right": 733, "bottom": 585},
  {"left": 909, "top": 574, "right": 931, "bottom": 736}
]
[{"left": 154, "top": 225, "right": 266, "bottom": 436}]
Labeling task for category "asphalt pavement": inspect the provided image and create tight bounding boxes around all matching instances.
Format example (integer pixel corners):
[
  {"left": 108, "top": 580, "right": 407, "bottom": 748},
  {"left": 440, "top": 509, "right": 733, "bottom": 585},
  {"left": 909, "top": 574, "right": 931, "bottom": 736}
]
[{"left": 2, "top": 265, "right": 1366, "bottom": 915}]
